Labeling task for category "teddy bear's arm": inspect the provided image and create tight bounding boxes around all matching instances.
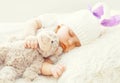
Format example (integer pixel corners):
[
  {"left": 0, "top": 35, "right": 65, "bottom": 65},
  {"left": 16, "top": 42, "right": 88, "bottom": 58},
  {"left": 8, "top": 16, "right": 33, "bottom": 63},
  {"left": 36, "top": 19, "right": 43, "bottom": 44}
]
[
  {"left": 24, "top": 18, "right": 42, "bottom": 37},
  {"left": 49, "top": 46, "right": 63, "bottom": 63},
  {"left": 0, "top": 44, "right": 10, "bottom": 65},
  {"left": 23, "top": 55, "right": 44, "bottom": 81}
]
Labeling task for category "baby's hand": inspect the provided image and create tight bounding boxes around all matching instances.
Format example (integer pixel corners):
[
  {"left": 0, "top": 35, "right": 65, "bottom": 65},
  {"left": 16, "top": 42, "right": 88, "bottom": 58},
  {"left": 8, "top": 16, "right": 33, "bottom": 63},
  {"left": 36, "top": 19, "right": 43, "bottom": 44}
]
[
  {"left": 51, "top": 64, "right": 65, "bottom": 78},
  {"left": 24, "top": 36, "right": 38, "bottom": 49}
]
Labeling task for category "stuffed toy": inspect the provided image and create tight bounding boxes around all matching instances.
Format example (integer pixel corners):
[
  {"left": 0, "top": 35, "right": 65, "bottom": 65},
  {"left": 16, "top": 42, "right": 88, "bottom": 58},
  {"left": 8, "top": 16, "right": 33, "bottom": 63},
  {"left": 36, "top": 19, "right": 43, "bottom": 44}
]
[{"left": 0, "top": 29, "right": 63, "bottom": 82}]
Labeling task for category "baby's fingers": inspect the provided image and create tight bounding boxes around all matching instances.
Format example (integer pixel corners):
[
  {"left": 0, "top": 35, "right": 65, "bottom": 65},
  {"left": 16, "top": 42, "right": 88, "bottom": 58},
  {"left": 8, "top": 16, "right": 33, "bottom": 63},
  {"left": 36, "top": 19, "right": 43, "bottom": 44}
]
[
  {"left": 51, "top": 64, "right": 65, "bottom": 78},
  {"left": 57, "top": 64, "right": 65, "bottom": 77},
  {"left": 56, "top": 68, "right": 63, "bottom": 77},
  {"left": 52, "top": 71, "right": 59, "bottom": 78},
  {"left": 24, "top": 36, "right": 38, "bottom": 49},
  {"left": 30, "top": 40, "right": 38, "bottom": 49},
  {"left": 34, "top": 40, "right": 38, "bottom": 49},
  {"left": 24, "top": 40, "right": 31, "bottom": 48},
  {"left": 57, "top": 64, "right": 65, "bottom": 71}
]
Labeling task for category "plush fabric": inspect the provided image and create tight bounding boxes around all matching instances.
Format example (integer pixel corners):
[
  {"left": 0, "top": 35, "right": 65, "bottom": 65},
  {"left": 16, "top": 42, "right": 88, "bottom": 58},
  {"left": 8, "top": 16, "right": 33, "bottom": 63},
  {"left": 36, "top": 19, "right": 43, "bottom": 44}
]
[{"left": 0, "top": 10, "right": 120, "bottom": 83}]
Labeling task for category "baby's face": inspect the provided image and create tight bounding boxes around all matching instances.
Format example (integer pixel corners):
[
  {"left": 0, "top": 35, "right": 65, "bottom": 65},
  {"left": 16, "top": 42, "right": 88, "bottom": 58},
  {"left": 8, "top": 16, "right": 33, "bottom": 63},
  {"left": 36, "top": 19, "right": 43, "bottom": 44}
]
[
  {"left": 37, "top": 29, "right": 59, "bottom": 52},
  {"left": 56, "top": 25, "right": 80, "bottom": 52}
]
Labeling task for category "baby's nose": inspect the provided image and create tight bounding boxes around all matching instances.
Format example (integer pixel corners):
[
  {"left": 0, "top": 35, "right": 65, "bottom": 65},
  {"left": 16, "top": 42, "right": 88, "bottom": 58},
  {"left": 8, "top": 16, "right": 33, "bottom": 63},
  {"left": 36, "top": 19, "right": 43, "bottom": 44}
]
[{"left": 68, "top": 39, "right": 74, "bottom": 45}]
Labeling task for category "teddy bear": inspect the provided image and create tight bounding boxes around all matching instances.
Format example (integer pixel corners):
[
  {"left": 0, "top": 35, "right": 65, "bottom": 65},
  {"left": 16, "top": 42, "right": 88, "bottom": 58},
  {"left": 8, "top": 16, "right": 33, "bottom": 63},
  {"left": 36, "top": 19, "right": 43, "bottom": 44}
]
[{"left": 0, "top": 29, "right": 63, "bottom": 82}]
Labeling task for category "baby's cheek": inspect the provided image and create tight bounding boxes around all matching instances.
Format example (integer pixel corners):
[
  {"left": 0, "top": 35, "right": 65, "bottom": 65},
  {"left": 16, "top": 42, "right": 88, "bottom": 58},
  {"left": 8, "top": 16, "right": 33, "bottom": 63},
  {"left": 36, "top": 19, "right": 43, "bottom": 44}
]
[
  {"left": 68, "top": 40, "right": 74, "bottom": 46},
  {"left": 68, "top": 45, "right": 76, "bottom": 52}
]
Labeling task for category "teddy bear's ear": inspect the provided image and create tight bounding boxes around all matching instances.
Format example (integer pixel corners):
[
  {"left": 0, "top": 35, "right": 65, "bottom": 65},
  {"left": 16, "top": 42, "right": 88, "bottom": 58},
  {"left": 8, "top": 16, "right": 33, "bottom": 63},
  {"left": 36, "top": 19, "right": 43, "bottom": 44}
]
[
  {"left": 57, "top": 25, "right": 61, "bottom": 28},
  {"left": 55, "top": 25, "right": 61, "bottom": 33}
]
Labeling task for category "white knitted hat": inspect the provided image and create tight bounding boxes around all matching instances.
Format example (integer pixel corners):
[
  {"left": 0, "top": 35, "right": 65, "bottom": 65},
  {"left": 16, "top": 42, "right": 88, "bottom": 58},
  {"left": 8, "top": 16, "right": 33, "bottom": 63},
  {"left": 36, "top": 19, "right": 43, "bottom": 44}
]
[{"left": 62, "top": 10, "right": 102, "bottom": 45}]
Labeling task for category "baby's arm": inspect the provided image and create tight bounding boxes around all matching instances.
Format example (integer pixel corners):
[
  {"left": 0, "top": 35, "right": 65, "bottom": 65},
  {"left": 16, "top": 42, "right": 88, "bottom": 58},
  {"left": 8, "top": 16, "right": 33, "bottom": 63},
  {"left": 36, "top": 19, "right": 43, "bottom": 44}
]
[{"left": 41, "top": 59, "right": 65, "bottom": 78}]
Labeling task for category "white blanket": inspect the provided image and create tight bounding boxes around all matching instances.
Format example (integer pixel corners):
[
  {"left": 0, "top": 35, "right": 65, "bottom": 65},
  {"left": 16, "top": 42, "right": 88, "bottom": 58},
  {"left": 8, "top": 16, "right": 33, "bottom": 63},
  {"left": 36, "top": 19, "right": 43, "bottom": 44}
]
[{"left": 0, "top": 10, "right": 120, "bottom": 83}]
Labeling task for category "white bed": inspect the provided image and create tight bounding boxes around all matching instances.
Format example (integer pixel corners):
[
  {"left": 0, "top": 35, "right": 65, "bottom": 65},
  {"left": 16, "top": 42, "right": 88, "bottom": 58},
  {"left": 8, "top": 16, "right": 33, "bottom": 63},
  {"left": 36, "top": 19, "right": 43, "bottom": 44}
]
[{"left": 0, "top": 10, "right": 120, "bottom": 83}]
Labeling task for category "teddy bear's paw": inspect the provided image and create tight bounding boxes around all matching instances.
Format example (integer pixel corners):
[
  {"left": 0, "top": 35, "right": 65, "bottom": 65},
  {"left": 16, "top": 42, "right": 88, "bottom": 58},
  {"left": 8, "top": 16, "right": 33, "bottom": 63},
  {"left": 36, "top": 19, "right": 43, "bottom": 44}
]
[
  {"left": 23, "top": 70, "right": 39, "bottom": 81},
  {"left": 15, "top": 78, "right": 32, "bottom": 83},
  {"left": 0, "top": 79, "right": 14, "bottom": 83},
  {"left": 0, "top": 76, "right": 15, "bottom": 82},
  {"left": 0, "top": 66, "right": 17, "bottom": 81}
]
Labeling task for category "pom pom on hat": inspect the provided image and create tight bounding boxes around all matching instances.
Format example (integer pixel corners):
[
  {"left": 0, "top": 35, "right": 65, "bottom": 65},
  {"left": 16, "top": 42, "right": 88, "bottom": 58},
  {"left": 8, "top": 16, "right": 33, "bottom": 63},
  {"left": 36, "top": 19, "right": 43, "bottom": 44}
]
[
  {"left": 91, "top": 2, "right": 110, "bottom": 20},
  {"left": 101, "top": 15, "right": 120, "bottom": 27}
]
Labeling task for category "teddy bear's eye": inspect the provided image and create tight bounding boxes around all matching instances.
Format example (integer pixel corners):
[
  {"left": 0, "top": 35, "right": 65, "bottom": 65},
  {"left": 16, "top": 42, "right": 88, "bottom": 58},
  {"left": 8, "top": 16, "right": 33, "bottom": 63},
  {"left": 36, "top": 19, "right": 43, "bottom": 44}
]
[{"left": 51, "top": 40, "right": 54, "bottom": 44}]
